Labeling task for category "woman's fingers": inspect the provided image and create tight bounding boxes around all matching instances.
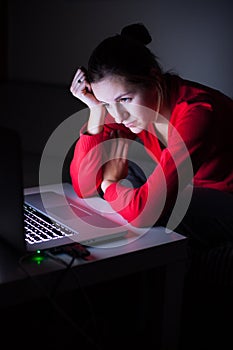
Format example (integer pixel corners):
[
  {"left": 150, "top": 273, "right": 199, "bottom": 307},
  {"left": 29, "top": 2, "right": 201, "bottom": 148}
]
[
  {"left": 115, "top": 137, "right": 129, "bottom": 159},
  {"left": 70, "top": 67, "right": 100, "bottom": 108},
  {"left": 73, "top": 69, "right": 86, "bottom": 85},
  {"left": 109, "top": 137, "right": 117, "bottom": 158},
  {"left": 121, "top": 139, "right": 129, "bottom": 159},
  {"left": 109, "top": 134, "right": 129, "bottom": 160},
  {"left": 70, "top": 68, "right": 87, "bottom": 94}
]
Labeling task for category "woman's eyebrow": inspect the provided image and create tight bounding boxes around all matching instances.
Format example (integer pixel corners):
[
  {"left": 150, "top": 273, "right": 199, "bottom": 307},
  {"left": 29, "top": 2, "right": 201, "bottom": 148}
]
[
  {"left": 114, "top": 91, "right": 132, "bottom": 101},
  {"left": 99, "top": 91, "right": 133, "bottom": 104}
]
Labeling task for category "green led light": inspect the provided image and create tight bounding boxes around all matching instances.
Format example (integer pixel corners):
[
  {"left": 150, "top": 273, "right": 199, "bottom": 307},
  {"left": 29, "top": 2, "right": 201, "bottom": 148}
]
[{"left": 31, "top": 251, "right": 45, "bottom": 264}]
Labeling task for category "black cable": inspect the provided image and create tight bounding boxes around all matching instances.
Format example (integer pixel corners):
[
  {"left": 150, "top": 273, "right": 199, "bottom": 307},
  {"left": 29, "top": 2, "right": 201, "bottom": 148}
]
[
  {"left": 45, "top": 249, "right": 101, "bottom": 343},
  {"left": 18, "top": 253, "right": 103, "bottom": 350},
  {"left": 43, "top": 251, "right": 76, "bottom": 297}
]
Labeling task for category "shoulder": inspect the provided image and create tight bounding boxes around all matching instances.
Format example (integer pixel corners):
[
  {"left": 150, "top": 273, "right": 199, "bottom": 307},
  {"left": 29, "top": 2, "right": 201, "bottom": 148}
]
[
  {"left": 165, "top": 73, "right": 215, "bottom": 108},
  {"left": 165, "top": 75, "right": 215, "bottom": 135}
]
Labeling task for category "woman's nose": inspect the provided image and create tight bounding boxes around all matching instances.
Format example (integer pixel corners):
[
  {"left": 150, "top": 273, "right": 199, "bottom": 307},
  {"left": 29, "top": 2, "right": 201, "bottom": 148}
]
[{"left": 113, "top": 103, "right": 129, "bottom": 123}]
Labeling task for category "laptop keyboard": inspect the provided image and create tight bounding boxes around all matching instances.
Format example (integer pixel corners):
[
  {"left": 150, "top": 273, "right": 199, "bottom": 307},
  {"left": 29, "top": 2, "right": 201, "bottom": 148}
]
[{"left": 24, "top": 203, "right": 75, "bottom": 245}]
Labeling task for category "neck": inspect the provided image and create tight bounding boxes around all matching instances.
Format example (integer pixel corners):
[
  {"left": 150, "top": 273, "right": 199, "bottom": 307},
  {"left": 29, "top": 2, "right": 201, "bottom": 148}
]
[
  {"left": 153, "top": 100, "right": 170, "bottom": 147},
  {"left": 158, "top": 98, "right": 171, "bottom": 121}
]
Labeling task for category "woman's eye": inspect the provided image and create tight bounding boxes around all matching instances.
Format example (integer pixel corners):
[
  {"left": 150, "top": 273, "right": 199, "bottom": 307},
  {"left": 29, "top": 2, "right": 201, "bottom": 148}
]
[{"left": 120, "top": 98, "right": 131, "bottom": 103}]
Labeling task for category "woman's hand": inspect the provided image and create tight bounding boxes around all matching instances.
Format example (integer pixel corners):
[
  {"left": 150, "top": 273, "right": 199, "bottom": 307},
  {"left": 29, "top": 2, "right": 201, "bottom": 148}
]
[
  {"left": 101, "top": 132, "right": 129, "bottom": 193},
  {"left": 70, "top": 66, "right": 107, "bottom": 134},
  {"left": 70, "top": 67, "right": 100, "bottom": 108}
]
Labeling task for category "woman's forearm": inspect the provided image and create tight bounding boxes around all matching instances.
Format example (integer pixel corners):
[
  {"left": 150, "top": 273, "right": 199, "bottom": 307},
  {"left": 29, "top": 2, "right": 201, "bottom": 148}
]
[{"left": 86, "top": 105, "right": 106, "bottom": 135}]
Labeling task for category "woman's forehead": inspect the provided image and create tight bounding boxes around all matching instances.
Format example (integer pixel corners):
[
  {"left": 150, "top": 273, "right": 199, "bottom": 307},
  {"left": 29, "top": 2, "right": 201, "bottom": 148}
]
[{"left": 91, "top": 76, "right": 135, "bottom": 102}]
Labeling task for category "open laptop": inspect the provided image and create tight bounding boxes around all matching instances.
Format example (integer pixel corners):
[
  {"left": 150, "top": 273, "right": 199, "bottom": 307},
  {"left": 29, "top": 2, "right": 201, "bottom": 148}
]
[{"left": 0, "top": 127, "right": 128, "bottom": 255}]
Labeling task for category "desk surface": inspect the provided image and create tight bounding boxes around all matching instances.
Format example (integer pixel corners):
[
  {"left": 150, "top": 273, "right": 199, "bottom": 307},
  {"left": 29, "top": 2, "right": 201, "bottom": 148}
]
[
  {"left": 0, "top": 183, "right": 188, "bottom": 350},
  {"left": 0, "top": 183, "right": 187, "bottom": 309}
]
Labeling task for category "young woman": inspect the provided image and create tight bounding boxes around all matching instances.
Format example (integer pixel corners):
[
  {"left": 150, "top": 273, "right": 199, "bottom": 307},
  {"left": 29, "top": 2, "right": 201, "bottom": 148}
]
[{"left": 70, "top": 23, "right": 233, "bottom": 247}]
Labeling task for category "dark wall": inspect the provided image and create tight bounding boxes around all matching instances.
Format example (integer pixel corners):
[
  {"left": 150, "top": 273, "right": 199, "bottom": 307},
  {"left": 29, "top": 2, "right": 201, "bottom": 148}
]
[
  {"left": 0, "top": 0, "right": 7, "bottom": 81},
  {"left": 5, "top": 0, "right": 233, "bottom": 97}
]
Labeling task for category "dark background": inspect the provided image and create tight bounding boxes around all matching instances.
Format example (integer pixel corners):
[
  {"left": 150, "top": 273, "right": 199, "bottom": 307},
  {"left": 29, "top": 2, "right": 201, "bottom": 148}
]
[
  {"left": 1, "top": 0, "right": 233, "bottom": 187},
  {"left": 2, "top": 0, "right": 233, "bottom": 97}
]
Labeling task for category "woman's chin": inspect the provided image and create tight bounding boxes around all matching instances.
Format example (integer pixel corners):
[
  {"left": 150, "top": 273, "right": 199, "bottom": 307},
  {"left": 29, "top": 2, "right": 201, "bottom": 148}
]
[{"left": 128, "top": 125, "right": 143, "bottom": 134}]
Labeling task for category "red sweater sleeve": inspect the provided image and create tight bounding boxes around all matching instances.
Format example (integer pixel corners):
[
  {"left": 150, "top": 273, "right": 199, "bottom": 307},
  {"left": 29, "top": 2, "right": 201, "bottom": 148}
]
[{"left": 70, "top": 124, "right": 106, "bottom": 197}]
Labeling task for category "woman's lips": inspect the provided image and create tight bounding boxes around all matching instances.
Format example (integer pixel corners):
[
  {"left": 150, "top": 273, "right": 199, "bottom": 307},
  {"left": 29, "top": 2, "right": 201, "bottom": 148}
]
[{"left": 124, "top": 122, "right": 135, "bottom": 128}]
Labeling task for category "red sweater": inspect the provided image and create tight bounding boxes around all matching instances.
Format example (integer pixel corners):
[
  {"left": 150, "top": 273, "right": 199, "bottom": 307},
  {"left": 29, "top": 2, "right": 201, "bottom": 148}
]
[{"left": 70, "top": 74, "right": 233, "bottom": 227}]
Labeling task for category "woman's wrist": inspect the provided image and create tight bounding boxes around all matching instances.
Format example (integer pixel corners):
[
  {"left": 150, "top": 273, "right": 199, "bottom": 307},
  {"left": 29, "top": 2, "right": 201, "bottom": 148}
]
[
  {"left": 87, "top": 104, "right": 106, "bottom": 135},
  {"left": 101, "top": 179, "right": 116, "bottom": 193}
]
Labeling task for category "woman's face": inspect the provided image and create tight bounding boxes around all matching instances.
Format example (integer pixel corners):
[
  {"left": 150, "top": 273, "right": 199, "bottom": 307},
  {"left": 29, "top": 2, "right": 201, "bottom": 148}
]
[{"left": 91, "top": 75, "right": 159, "bottom": 134}]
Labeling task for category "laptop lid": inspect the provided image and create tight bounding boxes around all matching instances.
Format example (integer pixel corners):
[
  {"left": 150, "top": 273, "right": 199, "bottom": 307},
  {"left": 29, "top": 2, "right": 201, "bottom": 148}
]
[{"left": 0, "top": 127, "right": 26, "bottom": 254}]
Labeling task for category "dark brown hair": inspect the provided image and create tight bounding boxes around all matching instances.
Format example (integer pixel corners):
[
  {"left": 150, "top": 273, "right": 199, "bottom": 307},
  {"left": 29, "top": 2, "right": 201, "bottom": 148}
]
[{"left": 87, "top": 23, "right": 165, "bottom": 100}]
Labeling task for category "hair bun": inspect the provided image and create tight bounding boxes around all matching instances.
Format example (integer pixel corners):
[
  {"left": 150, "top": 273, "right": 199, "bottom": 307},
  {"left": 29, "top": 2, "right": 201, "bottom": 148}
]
[{"left": 120, "top": 23, "right": 152, "bottom": 46}]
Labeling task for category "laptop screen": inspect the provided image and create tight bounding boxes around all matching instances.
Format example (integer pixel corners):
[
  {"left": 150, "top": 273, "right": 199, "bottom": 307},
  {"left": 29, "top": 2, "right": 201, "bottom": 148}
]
[{"left": 0, "top": 126, "right": 26, "bottom": 254}]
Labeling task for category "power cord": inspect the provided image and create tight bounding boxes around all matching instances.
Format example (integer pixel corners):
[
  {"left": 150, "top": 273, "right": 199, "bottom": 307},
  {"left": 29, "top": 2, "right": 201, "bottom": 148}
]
[
  {"left": 44, "top": 246, "right": 101, "bottom": 344},
  {"left": 18, "top": 250, "right": 103, "bottom": 350}
]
